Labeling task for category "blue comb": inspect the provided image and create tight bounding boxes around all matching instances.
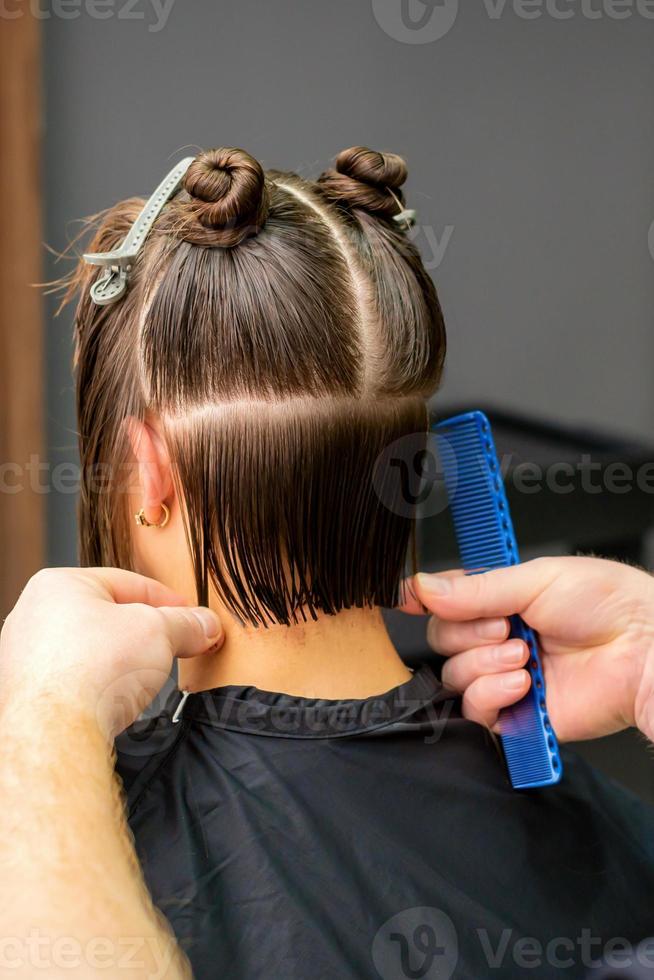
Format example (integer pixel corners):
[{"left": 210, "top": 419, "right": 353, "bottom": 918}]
[{"left": 434, "top": 410, "right": 562, "bottom": 790}]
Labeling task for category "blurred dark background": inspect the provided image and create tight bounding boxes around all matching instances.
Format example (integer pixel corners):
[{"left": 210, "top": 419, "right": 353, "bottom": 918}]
[{"left": 4, "top": 2, "right": 654, "bottom": 796}]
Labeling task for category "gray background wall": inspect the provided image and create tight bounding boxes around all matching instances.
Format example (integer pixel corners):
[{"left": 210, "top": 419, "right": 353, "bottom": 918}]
[{"left": 44, "top": 0, "right": 654, "bottom": 564}]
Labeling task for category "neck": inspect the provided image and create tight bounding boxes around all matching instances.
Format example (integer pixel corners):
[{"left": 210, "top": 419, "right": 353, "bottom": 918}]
[{"left": 177, "top": 604, "right": 412, "bottom": 700}]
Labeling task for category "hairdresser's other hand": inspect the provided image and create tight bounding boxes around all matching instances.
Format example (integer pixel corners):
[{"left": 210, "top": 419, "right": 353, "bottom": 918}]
[
  {"left": 404, "top": 556, "right": 654, "bottom": 743},
  {"left": 0, "top": 567, "right": 223, "bottom": 738}
]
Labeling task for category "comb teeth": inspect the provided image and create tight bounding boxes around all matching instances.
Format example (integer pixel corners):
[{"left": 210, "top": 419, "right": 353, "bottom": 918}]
[
  {"left": 435, "top": 411, "right": 562, "bottom": 790},
  {"left": 436, "top": 414, "right": 518, "bottom": 572},
  {"left": 501, "top": 697, "right": 555, "bottom": 787}
]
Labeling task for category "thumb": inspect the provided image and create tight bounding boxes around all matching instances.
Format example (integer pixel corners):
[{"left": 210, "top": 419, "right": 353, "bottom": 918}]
[
  {"left": 412, "top": 558, "right": 558, "bottom": 621},
  {"left": 157, "top": 606, "right": 224, "bottom": 658}
]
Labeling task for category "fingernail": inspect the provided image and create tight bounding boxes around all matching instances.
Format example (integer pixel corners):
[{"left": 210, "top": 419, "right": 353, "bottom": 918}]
[
  {"left": 494, "top": 641, "right": 525, "bottom": 665},
  {"left": 502, "top": 671, "right": 528, "bottom": 691},
  {"left": 478, "top": 618, "right": 507, "bottom": 641},
  {"left": 192, "top": 607, "right": 221, "bottom": 640},
  {"left": 416, "top": 573, "right": 451, "bottom": 596}
]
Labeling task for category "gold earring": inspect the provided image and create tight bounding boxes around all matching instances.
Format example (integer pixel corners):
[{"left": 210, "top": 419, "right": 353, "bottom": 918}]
[{"left": 134, "top": 502, "right": 170, "bottom": 529}]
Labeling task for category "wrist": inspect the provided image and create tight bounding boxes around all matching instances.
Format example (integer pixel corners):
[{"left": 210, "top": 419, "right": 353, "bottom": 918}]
[{"left": 0, "top": 683, "right": 111, "bottom": 750}]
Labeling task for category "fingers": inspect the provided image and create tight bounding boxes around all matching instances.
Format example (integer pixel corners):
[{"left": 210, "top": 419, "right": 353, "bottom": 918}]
[
  {"left": 441, "top": 639, "right": 529, "bottom": 690},
  {"left": 440, "top": 638, "right": 531, "bottom": 730},
  {"left": 413, "top": 558, "right": 558, "bottom": 621},
  {"left": 155, "top": 606, "right": 224, "bottom": 658},
  {"left": 80, "top": 567, "right": 188, "bottom": 608},
  {"left": 399, "top": 571, "right": 463, "bottom": 615},
  {"left": 72, "top": 568, "right": 225, "bottom": 657},
  {"left": 462, "top": 670, "right": 532, "bottom": 729},
  {"left": 427, "top": 615, "right": 510, "bottom": 655}
]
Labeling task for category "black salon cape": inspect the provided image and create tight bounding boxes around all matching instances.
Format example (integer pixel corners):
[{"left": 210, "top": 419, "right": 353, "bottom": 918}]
[{"left": 115, "top": 665, "right": 654, "bottom": 980}]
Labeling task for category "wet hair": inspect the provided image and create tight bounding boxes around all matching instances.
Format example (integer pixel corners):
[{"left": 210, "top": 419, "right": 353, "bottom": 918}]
[{"left": 65, "top": 145, "right": 446, "bottom": 626}]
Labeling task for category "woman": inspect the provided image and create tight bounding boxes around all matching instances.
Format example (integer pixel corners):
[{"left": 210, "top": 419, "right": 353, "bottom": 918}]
[{"left": 67, "top": 146, "right": 654, "bottom": 979}]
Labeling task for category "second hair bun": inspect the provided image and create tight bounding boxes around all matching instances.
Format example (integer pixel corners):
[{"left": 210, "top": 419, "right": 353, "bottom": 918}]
[{"left": 318, "top": 146, "right": 408, "bottom": 221}]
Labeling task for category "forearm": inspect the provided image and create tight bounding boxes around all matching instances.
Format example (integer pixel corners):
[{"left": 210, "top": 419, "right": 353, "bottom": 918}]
[{"left": 0, "top": 698, "right": 190, "bottom": 979}]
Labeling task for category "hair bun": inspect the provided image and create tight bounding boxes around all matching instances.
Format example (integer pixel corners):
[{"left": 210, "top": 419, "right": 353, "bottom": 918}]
[
  {"left": 182, "top": 147, "right": 269, "bottom": 246},
  {"left": 317, "top": 146, "right": 408, "bottom": 221}
]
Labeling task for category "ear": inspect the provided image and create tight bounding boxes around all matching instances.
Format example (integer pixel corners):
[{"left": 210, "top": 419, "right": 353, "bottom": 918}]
[{"left": 126, "top": 417, "right": 175, "bottom": 526}]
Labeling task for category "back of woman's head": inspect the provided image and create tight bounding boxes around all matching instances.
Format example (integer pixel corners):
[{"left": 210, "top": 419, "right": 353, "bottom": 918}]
[{"left": 68, "top": 145, "right": 446, "bottom": 625}]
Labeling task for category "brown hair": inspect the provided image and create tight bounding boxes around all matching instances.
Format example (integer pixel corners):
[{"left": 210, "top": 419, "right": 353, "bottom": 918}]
[{"left": 65, "top": 145, "right": 446, "bottom": 626}]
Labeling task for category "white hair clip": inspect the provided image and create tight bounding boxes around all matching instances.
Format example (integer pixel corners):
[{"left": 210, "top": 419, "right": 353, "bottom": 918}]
[
  {"left": 83, "top": 156, "right": 195, "bottom": 306},
  {"left": 392, "top": 207, "right": 417, "bottom": 229},
  {"left": 387, "top": 187, "right": 417, "bottom": 230}
]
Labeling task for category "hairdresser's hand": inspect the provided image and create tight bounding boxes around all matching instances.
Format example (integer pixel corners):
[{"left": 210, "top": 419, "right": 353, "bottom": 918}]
[
  {"left": 404, "top": 556, "right": 654, "bottom": 743},
  {"left": 0, "top": 567, "right": 223, "bottom": 738}
]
